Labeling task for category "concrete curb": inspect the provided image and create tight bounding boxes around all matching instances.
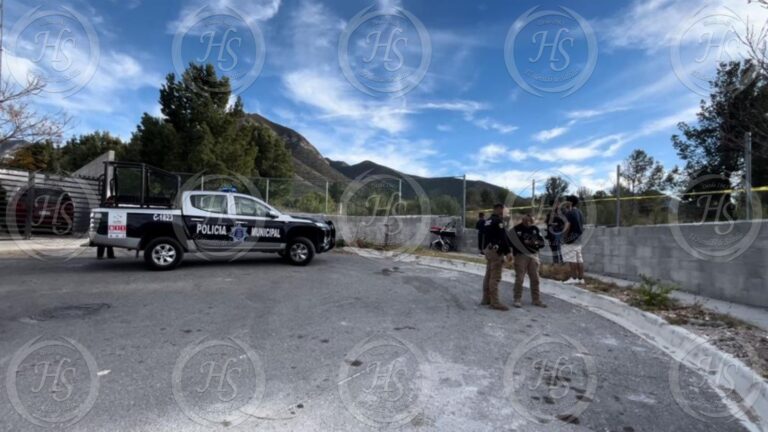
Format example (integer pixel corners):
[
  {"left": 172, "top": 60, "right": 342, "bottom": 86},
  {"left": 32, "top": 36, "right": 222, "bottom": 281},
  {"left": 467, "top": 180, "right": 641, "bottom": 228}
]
[{"left": 346, "top": 248, "right": 768, "bottom": 432}]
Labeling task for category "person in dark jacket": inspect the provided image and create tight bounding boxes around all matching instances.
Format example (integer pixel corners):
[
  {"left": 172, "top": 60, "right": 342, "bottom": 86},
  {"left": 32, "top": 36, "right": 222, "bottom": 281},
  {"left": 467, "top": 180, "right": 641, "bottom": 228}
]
[
  {"left": 562, "top": 196, "right": 586, "bottom": 284},
  {"left": 511, "top": 214, "right": 547, "bottom": 308},
  {"left": 97, "top": 196, "right": 116, "bottom": 259},
  {"left": 475, "top": 212, "right": 486, "bottom": 255},
  {"left": 544, "top": 201, "right": 565, "bottom": 264},
  {"left": 481, "top": 204, "right": 512, "bottom": 311}
]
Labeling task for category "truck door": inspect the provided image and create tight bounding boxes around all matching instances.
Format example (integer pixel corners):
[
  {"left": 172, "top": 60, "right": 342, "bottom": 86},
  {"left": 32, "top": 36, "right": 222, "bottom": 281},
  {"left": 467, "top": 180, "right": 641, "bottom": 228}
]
[
  {"left": 229, "top": 195, "right": 285, "bottom": 251},
  {"left": 184, "top": 193, "right": 235, "bottom": 251}
]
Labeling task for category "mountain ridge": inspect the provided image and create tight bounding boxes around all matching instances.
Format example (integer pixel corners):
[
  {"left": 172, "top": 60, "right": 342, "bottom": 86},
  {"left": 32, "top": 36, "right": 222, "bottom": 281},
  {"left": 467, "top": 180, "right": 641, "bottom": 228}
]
[{"left": 248, "top": 113, "right": 510, "bottom": 206}]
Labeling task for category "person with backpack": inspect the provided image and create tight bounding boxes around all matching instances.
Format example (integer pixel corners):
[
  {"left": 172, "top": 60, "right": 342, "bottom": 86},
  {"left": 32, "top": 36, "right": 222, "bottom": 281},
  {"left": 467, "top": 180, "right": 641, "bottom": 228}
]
[
  {"left": 562, "top": 196, "right": 585, "bottom": 284},
  {"left": 544, "top": 200, "right": 565, "bottom": 265}
]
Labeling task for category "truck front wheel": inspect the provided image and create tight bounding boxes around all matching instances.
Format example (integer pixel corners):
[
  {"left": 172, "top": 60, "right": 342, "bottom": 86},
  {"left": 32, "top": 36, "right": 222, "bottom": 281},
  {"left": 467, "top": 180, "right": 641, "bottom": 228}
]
[
  {"left": 144, "top": 237, "right": 184, "bottom": 270},
  {"left": 285, "top": 237, "right": 315, "bottom": 266}
]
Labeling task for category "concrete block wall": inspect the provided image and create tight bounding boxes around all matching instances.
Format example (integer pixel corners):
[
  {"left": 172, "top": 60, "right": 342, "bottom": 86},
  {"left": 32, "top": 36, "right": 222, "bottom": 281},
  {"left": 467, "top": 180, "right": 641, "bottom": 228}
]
[
  {"left": 297, "top": 214, "right": 460, "bottom": 249},
  {"left": 581, "top": 222, "right": 768, "bottom": 308}
]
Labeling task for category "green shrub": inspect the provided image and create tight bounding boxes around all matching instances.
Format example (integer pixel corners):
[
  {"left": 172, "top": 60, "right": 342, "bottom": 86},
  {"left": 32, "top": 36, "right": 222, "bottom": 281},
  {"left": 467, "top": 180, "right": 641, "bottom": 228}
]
[{"left": 631, "top": 274, "right": 677, "bottom": 310}]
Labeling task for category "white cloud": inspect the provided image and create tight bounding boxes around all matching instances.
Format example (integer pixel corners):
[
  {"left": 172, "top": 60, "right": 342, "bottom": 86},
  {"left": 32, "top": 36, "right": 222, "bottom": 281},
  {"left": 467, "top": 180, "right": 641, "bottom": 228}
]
[
  {"left": 3, "top": 18, "right": 161, "bottom": 116},
  {"left": 282, "top": 69, "right": 491, "bottom": 135},
  {"left": 462, "top": 108, "right": 518, "bottom": 134},
  {"left": 628, "top": 105, "right": 699, "bottom": 139},
  {"left": 535, "top": 135, "right": 626, "bottom": 163},
  {"left": 468, "top": 163, "right": 616, "bottom": 195},
  {"left": 566, "top": 106, "right": 629, "bottom": 120},
  {"left": 509, "top": 149, "right": 528, "bottom": 162},
  {"left": 477, "top": 143, "right": 508, "bottom": 164},
  {"left": 304, "top": 126, "right": 437, "bottom": 177},
  {"left": 436, "top": 124, "right": 453, "bottom": 132},
  {"left": 471, "top": 117, "right": 518, "bottom": 134},
  {"left": 167, "top": 0, "right": 282, "bottom": 34},
  {"left": 533, "top": 127, "right": 569, "bottom": 142},
  {"left": 599, "top": 0, "right": 768, "bottom": 53},
  {"left": 283, "top": 69, "right": 409, "bottom": 134},
  {"left": 418, "top": 101, "right": 486, "bottom": 113}
]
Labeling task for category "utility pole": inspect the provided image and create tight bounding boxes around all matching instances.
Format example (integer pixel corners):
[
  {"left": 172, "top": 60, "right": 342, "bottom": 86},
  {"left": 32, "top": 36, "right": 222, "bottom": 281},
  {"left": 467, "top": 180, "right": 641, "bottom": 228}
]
[
  {"left": 531, "top": 179, "right": 536, "bottom": 209},
  {"left": 1, "top": 0, "right": 5, "bottom": 79},
  {"left": 745, "top": 132, "right": 753, "bottom": 220},
  {"left": 462, "top": 175, "right": 467, "bottom": 229},
  {"left": 616, "top": 165, "right": 621, "bottom": 228}
]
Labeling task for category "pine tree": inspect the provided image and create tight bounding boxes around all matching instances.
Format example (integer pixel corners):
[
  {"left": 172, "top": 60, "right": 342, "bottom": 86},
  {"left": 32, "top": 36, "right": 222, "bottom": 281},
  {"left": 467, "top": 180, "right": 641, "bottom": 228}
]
[
  {"left": 672, "top": 60, "right": 768, "bottom": 188},
  {"left": 127, "top": 63, "right": 293, "bottom": 179}
]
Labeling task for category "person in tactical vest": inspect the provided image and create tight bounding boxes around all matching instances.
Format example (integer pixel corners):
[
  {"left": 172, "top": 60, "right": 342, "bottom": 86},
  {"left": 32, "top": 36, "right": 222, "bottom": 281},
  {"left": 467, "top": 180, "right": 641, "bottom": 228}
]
[
  {"left": 511, "top": 214, "right": 547, "bottom": 308},
  {"left": 481, "top": 203, "right": 512, "bottom": 311}
]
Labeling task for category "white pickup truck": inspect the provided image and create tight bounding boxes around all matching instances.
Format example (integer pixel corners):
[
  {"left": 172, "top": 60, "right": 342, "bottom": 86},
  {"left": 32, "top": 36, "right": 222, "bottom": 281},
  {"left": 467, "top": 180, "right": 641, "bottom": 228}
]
[{"left": 89, "top": 189, "right": 335, "bottom": 270}]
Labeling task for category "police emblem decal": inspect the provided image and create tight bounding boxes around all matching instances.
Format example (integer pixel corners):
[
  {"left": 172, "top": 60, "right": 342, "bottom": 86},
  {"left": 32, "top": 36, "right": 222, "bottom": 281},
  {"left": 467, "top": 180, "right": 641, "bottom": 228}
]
[{"left": 230, "top": 224, "right": 249, "bottom": 243}]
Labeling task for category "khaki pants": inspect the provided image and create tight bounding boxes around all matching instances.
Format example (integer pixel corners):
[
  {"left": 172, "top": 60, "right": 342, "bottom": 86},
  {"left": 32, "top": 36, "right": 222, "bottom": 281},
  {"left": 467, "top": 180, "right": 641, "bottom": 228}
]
[
  {"left": 482, "top": 247, "right": 504, "bottom": 305},
  {"left": 513, "top": 254, "right": 541, "bottom": 302}
]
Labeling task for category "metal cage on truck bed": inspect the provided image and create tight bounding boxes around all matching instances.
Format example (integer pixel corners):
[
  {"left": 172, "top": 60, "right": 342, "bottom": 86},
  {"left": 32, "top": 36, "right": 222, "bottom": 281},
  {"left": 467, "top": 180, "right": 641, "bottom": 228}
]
[{"left": 101, "top": 162, "right": 181, "bottom": 208}]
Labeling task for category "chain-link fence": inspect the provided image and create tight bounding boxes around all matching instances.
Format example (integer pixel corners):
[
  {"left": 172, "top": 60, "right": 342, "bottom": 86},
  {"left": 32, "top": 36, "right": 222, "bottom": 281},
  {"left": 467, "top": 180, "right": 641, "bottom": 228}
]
[
  {"left": 175, "top": 173, "right": 467, "bottom": 219},
  {"left": 482, "top": 180, "right": 768, "bottom": 229}
]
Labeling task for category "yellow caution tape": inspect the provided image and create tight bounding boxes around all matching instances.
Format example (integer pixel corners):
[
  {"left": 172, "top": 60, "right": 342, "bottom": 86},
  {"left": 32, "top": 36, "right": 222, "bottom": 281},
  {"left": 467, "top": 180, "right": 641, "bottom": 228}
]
[{"left": 471, "top": 185, "right": 768, "bottom": 212}]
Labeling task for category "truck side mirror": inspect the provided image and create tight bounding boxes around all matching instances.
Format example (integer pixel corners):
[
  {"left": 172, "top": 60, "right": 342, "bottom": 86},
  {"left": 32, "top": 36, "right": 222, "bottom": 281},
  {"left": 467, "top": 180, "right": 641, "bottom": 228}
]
[{"left": 267, "top": 210, "right": 280, "bottom": 219}]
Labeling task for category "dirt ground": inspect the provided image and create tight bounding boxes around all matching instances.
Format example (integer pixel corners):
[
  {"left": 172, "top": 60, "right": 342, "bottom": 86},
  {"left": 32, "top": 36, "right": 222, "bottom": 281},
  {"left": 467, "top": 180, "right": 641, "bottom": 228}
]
[{"left": 411, "top": 249, "right": 768, "bottom": 380}]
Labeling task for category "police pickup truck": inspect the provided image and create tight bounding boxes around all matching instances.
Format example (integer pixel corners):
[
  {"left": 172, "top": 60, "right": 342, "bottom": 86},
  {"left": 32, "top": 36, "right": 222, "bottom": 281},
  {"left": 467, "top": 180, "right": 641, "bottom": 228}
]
[{"left": 89, "top": 163, "right": 335, "bottom": 270}]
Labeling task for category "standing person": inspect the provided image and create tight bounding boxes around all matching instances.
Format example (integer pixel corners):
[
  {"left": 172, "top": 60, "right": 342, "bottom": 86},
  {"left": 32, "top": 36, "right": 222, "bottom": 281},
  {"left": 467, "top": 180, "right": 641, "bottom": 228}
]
[
  {"left": 97, "top": 244, "right": 115, "bottom": 259},
  {"left": 475, "top": 212, "right": 486, "bottom": 255},
  {"left": 511, "top": 214, "right": 547, "bottom": 308},
  {"left": 544, "top": 201, "right": 565, "bottom": 265},
  {"left": 481, "top": 204, "right": 511, "bottom": 311},
  {"left": 97, "top": 196, "right": 116, "bottom": 260},
  {"left": 562, "top": 196, "right": 585, "bottom": 284}
]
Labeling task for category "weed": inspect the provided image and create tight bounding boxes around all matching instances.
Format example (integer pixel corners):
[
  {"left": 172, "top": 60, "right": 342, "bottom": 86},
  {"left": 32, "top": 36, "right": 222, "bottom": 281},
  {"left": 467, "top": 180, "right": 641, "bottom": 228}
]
[{"left": 630, "top": 275, "right": 677, "bottom": 310}]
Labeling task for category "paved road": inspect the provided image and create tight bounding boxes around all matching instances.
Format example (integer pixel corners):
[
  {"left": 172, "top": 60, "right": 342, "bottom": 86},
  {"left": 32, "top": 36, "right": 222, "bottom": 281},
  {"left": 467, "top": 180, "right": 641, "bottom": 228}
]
[{"left": 0, "top": 250, "right": 752, "bottom": 431}]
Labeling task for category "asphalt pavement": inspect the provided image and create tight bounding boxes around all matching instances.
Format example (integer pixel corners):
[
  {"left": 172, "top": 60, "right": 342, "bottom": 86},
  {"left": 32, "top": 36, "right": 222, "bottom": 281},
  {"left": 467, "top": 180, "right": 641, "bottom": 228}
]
[{"left": 0, "top": 250, "right": 753, "bottom": 432}]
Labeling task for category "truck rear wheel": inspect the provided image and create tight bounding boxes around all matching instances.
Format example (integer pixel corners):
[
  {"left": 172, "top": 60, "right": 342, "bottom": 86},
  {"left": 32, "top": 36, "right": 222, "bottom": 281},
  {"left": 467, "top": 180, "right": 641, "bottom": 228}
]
[
  {"left": 285, "top": 237, "right": 315, "bottom": 266},
  {"left": 144, "top": 237, "right": 184, "bottom": 270}
]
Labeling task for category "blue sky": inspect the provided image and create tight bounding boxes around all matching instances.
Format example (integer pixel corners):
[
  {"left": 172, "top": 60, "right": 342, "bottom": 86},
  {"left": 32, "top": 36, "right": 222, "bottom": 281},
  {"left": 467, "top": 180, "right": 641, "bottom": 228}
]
[{"left": 3, "top": 0, "right": 765, "bottom": 193}]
